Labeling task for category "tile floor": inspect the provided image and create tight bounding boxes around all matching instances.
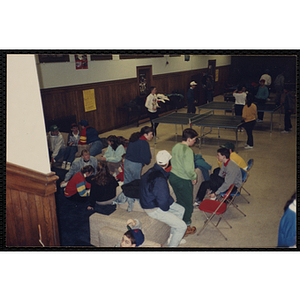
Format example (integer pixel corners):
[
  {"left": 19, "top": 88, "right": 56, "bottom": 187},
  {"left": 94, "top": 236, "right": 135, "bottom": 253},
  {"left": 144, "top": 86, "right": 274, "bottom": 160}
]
[{"left": 99, "top": 95, "right": 297, "bottom": 248}]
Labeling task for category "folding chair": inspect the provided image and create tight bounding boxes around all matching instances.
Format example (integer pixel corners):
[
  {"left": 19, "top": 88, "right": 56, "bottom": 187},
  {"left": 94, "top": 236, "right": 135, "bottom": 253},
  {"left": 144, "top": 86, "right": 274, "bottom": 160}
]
[
  {"left": 246, "top": 158, "right": 254, "bottom": 172},
  {"left": 223, "top": 168, "right": 249, "bottom": 216},
  {"left": 197, "top": 184, "right": 235, "bottom": 241},
  {"left": 242, "top": 159, "right": 254, "bottom": 196}
]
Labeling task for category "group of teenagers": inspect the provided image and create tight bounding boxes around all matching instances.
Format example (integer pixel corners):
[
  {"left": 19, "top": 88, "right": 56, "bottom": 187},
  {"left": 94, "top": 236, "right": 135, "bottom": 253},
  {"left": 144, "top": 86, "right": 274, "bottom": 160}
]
[{"left": 56, "top": 117, "right": 252, "bottom": 247}]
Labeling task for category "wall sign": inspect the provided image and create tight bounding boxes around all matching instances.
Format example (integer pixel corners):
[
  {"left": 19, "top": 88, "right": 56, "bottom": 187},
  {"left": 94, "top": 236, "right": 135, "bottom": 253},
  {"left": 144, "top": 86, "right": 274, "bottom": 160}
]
[{"left": 83, "top": 89, "right": 96, "bottom": 112}]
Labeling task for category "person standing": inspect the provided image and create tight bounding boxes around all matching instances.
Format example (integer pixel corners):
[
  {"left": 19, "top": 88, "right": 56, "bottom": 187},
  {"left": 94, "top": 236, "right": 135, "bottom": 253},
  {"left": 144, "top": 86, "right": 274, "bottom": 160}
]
[
  {"left": 242, "top": 94, "right": 257, "bottom": 149},
  {"left": 260, "top": 69, "right": 272, "bottom": 96},
  {"left": 47, "top": 124, "right": 65, "bottom": 165},
  {"left": 281, "top": 88, "right": 294, "bottom": 133},
  {"left": 140, "top": 150, "right": 187, "bottom": 247},
  {"left": 274, "top": 71, "right": 285, "bottom": 106},
  {"left": 206, "top": 75, "right": 214, "bottom": 103},
  {"left": 145, "top": 86, "right": 160, "bottom": 136},
  {"left": 169, "top": 128, "right": 198, "bottom": 236},
  {"left": 255, "top": 79, "right": 269, "bottom": 122},
  {"left": 124, "top": 126, "right": 153, "bottom": 184},
  {"left": 187, "top": 81, "right": 197, "bottom": 113},
  {"left": 233, "top": 85, "right": 247, "bottom": 116},
  {"left": 78, "top": 119, "right": 103, "bottom": 157}
]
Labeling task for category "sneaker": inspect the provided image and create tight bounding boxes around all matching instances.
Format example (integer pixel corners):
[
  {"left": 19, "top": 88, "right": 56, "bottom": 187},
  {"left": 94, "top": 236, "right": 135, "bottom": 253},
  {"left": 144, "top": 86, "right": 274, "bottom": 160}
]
[
  {"left": 244, "top": 145, "right": 253, "bottom": 149},
  {"left": 180, "top": 238, "right": 186, "bottom": 245},
  {"left": 209, "top": 196, "right": 217, "bottom": 200},
  {"left": 256, "top": 119, "right": 263, "bottom": 123},
  {"left": 65, "top": 162, "right": 71, "bottom": 170},
  {"left": 281, "top": 130, "right": 290, "bottom": 134},
  {"left": 61, "top": 161, "right": 66, "bottom": 169}
]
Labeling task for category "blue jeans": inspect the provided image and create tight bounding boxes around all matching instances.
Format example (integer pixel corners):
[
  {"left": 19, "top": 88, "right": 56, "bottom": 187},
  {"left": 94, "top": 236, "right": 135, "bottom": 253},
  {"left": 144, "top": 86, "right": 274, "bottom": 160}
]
[
  {"left": 50, "top": 148, "right": 65, "bottom": 162},
  {"left": 112, "top": 191, "right": 138, "bottom": 212},
  {"left": 89, "top": 140, "right": 103, "bottom": 157},
  {"left": 63, "top": 146, "right": 78, "bottom": 163},
  {"left": 124, "top": 159, "right": 142, "bottom": 184},
  {"left": 145, "top": 203, "right": 187, "bottom": 247}
]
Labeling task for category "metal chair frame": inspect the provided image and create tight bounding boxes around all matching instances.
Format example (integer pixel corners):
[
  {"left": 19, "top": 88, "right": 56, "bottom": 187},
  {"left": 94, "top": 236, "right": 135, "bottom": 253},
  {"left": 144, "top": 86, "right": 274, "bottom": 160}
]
[{"left": 197, "top": 184, "right": 235, "bottom": 241}]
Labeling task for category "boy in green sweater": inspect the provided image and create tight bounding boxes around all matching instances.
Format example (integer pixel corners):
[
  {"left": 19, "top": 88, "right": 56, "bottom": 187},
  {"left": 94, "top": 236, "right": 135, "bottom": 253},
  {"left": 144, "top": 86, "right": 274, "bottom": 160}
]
[{"left": 169, "top": 128, "right": 198, "bottom": 236}]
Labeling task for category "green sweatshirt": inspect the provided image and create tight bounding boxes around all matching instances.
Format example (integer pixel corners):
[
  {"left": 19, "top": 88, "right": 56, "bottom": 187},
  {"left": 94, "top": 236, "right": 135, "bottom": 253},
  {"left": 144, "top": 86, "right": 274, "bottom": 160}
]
[{"left": 170, "top": 143, "right": 197, "bottom": 180}]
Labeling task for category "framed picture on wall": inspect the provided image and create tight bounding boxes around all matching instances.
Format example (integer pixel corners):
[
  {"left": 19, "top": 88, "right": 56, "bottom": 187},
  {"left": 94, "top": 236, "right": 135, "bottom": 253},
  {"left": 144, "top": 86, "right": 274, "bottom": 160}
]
[
  {"left": 38, "top": 54, "right": 70, "bottom": 63},
  {"left": 75, "top": 54, "right": 88, "bottom": 69}
]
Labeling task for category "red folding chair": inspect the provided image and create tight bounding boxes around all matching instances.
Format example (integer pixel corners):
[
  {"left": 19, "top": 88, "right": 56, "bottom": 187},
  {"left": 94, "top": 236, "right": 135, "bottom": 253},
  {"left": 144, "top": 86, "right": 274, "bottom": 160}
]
[{"left": 197, "top": 184, "right": 235, "bottom": 241}]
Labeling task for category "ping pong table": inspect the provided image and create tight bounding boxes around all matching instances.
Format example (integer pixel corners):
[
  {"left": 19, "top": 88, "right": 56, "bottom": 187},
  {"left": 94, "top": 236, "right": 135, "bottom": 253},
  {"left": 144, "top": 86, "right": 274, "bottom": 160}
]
[
  {"left": 198, "top": 102, "right": 283, "bottom": 132},
  {"left": 152, "top": 111, "right": 243, "bottom": 151},
  {"left": 256, "top": 103, "right": 283, "bottom": 132},
  {"left": 197, "top": 102, "right": 234, "bottom": 115}
]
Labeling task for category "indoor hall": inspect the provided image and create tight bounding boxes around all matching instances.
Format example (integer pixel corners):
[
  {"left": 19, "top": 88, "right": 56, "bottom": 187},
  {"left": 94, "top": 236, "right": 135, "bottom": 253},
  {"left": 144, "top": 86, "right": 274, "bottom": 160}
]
[
  {"left": 6, "top": 53, "right": 297, "bottom": 248},
  {"left": 98, "top": 95, "right": 297, "bottom": 248}
]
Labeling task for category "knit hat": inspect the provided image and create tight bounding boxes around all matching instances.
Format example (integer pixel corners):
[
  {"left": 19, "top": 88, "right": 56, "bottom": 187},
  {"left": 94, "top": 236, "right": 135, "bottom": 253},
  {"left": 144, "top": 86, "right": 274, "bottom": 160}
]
[
  {"left": 156, "top": 150, "right": 172, "bottom": 165},
  {"left": 50, "top": 124, "right": 59, "bottom": 132},
  {"left": 71, "top": 123, "right": 78, "bottom": 128},
  {"left": 190, "top": 81, "right": 197, "bottom": 86},
  {"left": 131, "top": 229, "right": 145, "bottom": 247},
  {"left": 79, "top": 119, "right": 89, "bottom": 127},
  {"left": 221, "top": 142, "right": 235, "bottom": 151}
]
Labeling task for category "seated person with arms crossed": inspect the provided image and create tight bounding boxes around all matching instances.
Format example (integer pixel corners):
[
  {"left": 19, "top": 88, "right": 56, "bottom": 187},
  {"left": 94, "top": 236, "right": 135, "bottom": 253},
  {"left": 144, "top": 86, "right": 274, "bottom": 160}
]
[{"left": 196, "top": 147, "right": 242, "bottom": 204}]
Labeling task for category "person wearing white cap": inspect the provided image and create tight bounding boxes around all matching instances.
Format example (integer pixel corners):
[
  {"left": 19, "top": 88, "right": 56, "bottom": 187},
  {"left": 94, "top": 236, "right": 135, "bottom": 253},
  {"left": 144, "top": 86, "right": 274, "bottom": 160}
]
[
  {"left": 139, "top": 150, "right": 187, "bottom": 247},
  {"left": 187, "top": 81, "right": 197, "bottom": 113}
]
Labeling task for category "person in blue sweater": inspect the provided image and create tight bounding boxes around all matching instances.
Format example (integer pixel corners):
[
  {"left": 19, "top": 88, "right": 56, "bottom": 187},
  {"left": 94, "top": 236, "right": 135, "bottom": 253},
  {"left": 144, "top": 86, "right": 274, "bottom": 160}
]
[
  {"left": 277, "top": 192, "right": 296, "bottom": 247},
  {"left": 255, "top": 79, "right": 269, "bottom": 122},
  {"left": 140, "top": 150, "right": 187, "bottom": 247},
  {"left": 100, "top": 135, "right": 126, "bottom": 174},
  {"left": 187, "top": 81, "right": 197, "bottom": 113},
  {"left": 124, "top": 126, "right": 153, "bottom": 184}
]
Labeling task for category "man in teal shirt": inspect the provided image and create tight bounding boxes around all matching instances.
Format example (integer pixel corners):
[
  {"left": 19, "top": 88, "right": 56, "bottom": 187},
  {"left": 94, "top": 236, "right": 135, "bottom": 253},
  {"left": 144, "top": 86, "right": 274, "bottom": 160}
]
[
  {"left": 255, "top": 79, "right": 269, "bottom": 122},
  {"left": 169, "top": 128, "right": 198, "bottom": 236}
]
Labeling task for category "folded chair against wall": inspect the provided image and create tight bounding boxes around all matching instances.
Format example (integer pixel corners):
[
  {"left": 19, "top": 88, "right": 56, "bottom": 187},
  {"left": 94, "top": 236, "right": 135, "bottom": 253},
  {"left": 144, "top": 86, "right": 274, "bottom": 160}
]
[
  {"left": 197, "top": 184, "right": 235, "bottom": 241},
  {"left": 222, "top": 168, "right": 249, "bottom": 216}
]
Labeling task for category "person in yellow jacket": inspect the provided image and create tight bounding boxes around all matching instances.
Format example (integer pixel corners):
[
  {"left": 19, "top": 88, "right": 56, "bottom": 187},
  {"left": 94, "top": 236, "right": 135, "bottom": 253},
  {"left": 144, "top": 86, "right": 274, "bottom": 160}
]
[
  {"left": 242, "top": 94, "right": 257, "bottom": 149},
  {"left": 217, "top": 142, "right": 247, "bottom": 170}
]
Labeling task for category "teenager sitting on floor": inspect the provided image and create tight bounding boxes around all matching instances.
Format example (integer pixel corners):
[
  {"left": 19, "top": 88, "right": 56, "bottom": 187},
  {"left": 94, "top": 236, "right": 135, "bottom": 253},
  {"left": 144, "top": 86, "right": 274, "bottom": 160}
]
[{"left": 87, "top": 161, "right": 121, "bottom": 215}]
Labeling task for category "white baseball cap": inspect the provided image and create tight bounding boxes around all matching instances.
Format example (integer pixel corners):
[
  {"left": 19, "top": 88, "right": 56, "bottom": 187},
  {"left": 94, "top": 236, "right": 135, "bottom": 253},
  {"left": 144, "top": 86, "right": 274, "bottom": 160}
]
[
  {"left": 190, "top": 81, "right": 197, "bottom": 86},
  {"left": 156, "top": 150, "right": 172, "bottom": 165}
]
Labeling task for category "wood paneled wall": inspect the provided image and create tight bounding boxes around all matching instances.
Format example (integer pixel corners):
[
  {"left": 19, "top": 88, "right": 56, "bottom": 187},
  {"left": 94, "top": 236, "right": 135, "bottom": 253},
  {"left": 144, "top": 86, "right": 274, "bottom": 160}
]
[
  {"left": 6, "top": 163, "right": 60, "bottom": 247},
  {"left": 41, "top": 66, "right": 230, "bottom": 134}
]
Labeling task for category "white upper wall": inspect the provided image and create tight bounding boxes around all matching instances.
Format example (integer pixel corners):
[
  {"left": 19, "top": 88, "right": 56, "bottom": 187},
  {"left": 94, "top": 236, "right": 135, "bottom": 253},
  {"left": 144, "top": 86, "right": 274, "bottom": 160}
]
[
  {"left": 7, "top": 54, "right": 51, "bottom": 174},
  {"left": 36, "top": 54, "right": 231, "bottom": 89}
]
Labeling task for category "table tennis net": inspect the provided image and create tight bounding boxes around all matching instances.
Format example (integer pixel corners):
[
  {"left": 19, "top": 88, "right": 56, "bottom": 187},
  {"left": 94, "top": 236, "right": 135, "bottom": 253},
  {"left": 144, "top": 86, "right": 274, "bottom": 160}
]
[{"left": 190, "top": 110, "right": 214, "bottom": 123}]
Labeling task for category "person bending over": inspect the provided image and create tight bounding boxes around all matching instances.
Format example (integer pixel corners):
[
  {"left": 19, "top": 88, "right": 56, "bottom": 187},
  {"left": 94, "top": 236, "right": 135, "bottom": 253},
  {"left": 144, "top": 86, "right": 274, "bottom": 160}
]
[
  {"left": 140, "top": 150, "right": 187, "bottom": 247},
  {"left": 64, "top": 165, "right": 95, "bottom": 201}
]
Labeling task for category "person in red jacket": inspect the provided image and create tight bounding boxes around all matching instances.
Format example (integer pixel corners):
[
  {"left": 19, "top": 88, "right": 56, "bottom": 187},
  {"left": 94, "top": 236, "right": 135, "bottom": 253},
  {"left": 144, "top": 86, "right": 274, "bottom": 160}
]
[{"left": 64, "top": 165, "right": 95, "bottom": 201}]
